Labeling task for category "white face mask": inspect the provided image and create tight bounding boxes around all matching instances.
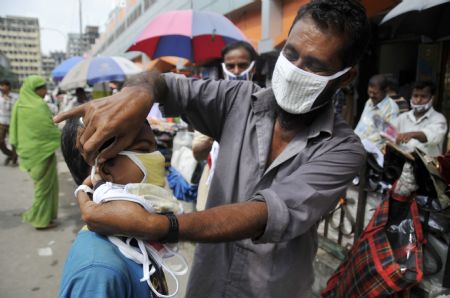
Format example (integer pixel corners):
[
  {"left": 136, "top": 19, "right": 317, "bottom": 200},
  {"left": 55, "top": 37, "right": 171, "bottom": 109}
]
[
  {"left": 272, "top": 52, "right": 351, "bottom": 114},
  {"left": 221, "top": 61, "right": 255, "bottom": 81},
  {"left": 411, "top": 100, "right": 432, "bottom": 114},
  {"left": 90, "top": 151, "right": 165, "bottom": 186}
]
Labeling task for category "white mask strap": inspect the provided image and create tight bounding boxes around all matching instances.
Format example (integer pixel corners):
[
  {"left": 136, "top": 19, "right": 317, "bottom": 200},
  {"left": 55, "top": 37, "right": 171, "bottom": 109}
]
[
  {"left": 221, "top": 61, "right": 255, "bottom": 80},
  {"left": 118, "top": 151, "right": 147, "bottom": 183},
  {"left": 279, "top": 52, "right": 351, "bottom": 81}
]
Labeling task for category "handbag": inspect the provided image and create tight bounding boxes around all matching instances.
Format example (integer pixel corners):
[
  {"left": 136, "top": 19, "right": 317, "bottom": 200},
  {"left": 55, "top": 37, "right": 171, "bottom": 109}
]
[{"left": 321, "top": 190, "right": 424, "bottom": 298}]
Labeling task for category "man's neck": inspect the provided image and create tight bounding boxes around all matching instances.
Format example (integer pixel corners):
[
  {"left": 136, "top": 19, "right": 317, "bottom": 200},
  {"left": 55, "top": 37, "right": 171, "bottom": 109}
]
[
  {"left": 269, "top": 116, "right": 305, "bottom": 165},
  {"left": 371, "top": 96, "right": 385, "bottom": 106},
  {"left": 413, "top": 109, "right": 428, "bottom": 120}
]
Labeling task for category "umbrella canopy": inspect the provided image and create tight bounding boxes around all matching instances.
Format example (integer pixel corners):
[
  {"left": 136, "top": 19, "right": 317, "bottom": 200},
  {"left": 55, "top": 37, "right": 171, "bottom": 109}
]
[
  {"left": 51, "top": 56, "right": 83, "bottom": 81},
  {"left": 128, "top": 10, "right": 248, "bottom": 63},
  {"left": 380, "top": 0, "right": 450, "bottom": 40},
  {"left": 59, "top": 56, "right": 142, "bottom": 90}
]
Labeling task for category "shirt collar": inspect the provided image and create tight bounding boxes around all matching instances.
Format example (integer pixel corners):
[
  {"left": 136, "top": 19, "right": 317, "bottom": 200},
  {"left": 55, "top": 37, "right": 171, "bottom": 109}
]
[
  {"left": 407, "top": 106, "right": 434, "bottom": 123},
  {"left": 252, "top": 88, "right": 334, "bottom": 140},
  {"left": 369, "top": 95, "right": 391, "bottom": 109}
]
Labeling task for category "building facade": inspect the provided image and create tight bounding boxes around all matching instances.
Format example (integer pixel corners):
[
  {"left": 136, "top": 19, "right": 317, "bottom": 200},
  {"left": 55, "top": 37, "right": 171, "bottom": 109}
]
[
  {"left": 66, "top": 26, "right": 99, "bottom": 57},
  {"left": 41, "top": 54, "right": 56, "bottom": 80},
  {"left": 0, "top": 15, "right": 42, "bottom": 83}
]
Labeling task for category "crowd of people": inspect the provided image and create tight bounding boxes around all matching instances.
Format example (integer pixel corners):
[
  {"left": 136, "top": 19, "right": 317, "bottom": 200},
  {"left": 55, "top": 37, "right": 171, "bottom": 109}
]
[{"left": 0, "top": 0, "right": 449, "bottom": 297}]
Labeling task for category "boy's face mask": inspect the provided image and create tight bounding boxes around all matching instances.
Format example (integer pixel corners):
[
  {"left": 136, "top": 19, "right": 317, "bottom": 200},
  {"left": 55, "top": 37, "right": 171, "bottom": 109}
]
[
  {"left": 91, "top": 151, "right": 166, "bottom": 187},
  {"left": 119, "top": 151, "right": 166, "bottom": 187}
]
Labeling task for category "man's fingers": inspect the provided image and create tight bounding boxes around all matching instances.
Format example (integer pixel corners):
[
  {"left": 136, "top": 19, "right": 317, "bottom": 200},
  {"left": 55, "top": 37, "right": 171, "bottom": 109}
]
[
  {"left": 82, "top": 129, "right": 114, "bottom": 165},
  {"left": 76, "top": 191, "right": 93, "bottom": 211},
  {"left": 97, "top": 135, "right": 133, "bottom": 164},
  {"left": 53, "top": 104, "right": 86, "bottom": 123}
]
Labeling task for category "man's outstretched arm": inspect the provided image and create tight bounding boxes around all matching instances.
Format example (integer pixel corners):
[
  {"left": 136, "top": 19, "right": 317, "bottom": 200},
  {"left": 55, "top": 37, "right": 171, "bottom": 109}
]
[{"left": 76, "top": 191, "right": 268, "bottom": 243}]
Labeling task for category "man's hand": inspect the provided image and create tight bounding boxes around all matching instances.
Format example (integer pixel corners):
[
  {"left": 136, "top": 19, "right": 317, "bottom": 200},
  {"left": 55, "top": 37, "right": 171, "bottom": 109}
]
[
  {"left": 76, "top": 191, "right": 168, "bottom": 239},
  {"left": 396, "top": 131, "right": 427, "bottom": 144},
  {"left": 54, "top": 86, "right": 153, "bottom": 165}
]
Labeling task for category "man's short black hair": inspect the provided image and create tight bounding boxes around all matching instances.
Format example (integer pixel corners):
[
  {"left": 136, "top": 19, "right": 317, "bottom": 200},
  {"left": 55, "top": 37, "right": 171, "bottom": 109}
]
[
  {"left": 369, "top": 74, "right": 388, "bottom": 91},
  {"left": 0, "top": 80, "right": 11, "bottom": 88},
  {"left": 290, "top": 0, "right": 370, "bottom": 67},
  {"left": 221, "top": 41, "right": 258, "bottom": 61},
  {"left": 61, "top": 118, "right": 90, "bottom": 185},
  {"left": 413, "top": 80, "right": 436, "bottom": 96}
]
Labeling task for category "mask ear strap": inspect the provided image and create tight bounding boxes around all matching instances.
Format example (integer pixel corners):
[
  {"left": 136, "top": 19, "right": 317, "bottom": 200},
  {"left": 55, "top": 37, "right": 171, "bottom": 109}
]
[
  {"left": 119, "top": 151, "right": 148, "bottom": 183},
  {"left": 221, "top": 63, "right": 237, "bottom": 79}
]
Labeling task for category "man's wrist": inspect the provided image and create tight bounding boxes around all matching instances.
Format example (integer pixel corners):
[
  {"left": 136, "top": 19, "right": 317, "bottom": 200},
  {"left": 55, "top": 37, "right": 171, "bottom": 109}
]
[{"left": 158, "top": 213, "right": 179, "bottom": 243}]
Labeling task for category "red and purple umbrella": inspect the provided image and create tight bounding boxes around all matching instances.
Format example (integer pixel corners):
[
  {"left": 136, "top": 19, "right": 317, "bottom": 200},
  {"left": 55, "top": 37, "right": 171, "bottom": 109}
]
[{"left": 128, "top": 10, "right": 248, "bottom": 64}]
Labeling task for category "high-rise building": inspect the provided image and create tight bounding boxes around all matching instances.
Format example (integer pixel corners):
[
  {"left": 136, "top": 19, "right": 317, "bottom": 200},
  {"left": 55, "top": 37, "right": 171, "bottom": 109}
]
[
  {"left": 41, "top": 54, "right": 56, "bottom": 80},
  {"left": 0, "top": 15, "right": 42, "bottom": 82},
  {"left": 66, "top": 33, "right": 84, "bottom": 57},
  {"left": 66, "top": 26, "right": 99, "bottom": 57},
  {"left": 50, "top": 51, "right": 66, "bottom": 66}
]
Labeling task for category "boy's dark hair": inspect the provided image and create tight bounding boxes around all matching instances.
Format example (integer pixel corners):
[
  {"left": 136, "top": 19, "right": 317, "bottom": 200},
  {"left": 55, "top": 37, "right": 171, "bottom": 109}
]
[
  {"left": 221, "top": 41, "right": 258, "bottom": 61},
  {"left": 61, "top": 118, "right": 90, "bottom": 185},
  {"left": 413, "top": 80, "right": 436, "bottom": 96},
  {"left": 290, "top": 0, "right": 370, "bottom": 67},
  {"left": 368, "top": 74, "right": 388, "bottom": 91},
  {"left": 0, "top": 80, "right": 11, "bottom": 88}
]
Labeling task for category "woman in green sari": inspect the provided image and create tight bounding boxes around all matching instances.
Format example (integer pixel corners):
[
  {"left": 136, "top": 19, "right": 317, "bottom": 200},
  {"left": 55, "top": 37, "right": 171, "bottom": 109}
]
[{"left": 9, "top": 76, "right": 60, "bottom": 229}]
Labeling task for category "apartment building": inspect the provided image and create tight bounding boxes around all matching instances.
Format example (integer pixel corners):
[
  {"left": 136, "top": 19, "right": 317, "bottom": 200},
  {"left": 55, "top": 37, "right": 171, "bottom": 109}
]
[
  {"left": 0, "top": 15, "right": 42, "bottom": 82},
  {"left": 41, "top": 54, "right": 56, "bottom": 80},
  {"left": 66, "top": 26, "right": 99, "bottom": 57}
]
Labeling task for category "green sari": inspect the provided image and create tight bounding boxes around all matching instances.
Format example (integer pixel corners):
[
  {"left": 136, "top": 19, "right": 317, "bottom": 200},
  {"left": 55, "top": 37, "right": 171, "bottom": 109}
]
[{"left": 9, "top": 76, "right": 61, "bottom": 228}]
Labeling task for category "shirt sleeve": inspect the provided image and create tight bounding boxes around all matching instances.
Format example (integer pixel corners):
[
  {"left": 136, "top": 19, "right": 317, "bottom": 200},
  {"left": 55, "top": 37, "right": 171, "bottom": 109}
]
[
  {"left": 421, "top": 113, "right": 448, "bottom": 145},
  {"left": 161, "top": 74, "right": 258, "bottom": 141},
  {"left": 250, "top": 136, "right": 365, "bottom": 243},
  {"left": 59, "top": 265, "right": 130, "bottom": 298}
]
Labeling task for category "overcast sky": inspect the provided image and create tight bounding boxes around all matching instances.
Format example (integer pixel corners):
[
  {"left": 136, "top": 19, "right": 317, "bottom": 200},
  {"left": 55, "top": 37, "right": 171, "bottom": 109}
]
[{"left": 2, "top": 0, "right": 116, "bottom": 54}]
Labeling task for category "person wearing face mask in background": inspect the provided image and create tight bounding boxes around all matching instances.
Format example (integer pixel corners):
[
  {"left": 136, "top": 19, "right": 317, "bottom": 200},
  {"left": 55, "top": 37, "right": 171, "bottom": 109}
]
[
  {"left": 192, "top": 41, "right": 258, "bottom": 211},
  {"left": 55, "top": 1, "right": 370, "bottom": 297},
  {"left": 393, "top": 81, "right": 447, "bottom": 157}
]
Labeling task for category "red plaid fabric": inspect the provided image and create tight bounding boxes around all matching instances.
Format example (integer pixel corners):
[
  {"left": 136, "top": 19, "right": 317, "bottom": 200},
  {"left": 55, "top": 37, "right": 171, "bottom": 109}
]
[{"left": 321, "top": 196, "right": 424, "bottom": 298}]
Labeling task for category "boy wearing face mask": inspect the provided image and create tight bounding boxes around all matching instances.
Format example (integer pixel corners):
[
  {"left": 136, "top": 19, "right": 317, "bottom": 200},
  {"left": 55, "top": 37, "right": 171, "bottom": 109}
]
[
  {"left": 60, "top": 119, "right": 185, "bottom": 298},
  {"left": 393, "top": 81, "right": 447, "bottom": 157}
]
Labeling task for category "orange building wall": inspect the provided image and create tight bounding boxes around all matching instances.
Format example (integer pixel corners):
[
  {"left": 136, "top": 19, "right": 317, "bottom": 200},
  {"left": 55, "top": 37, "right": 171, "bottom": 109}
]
[
  {"left": 362, "top": 0, "right": 400, "bottom": 17},
  {"left": 229, "top": 8, "right": 262, "bottom": 49},
  {"left": 230, "top": 0, "right": 401, "bottom": 52}
]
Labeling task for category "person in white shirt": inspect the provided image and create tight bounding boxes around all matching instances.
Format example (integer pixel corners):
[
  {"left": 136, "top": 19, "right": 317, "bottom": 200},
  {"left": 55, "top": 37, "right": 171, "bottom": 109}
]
[
  {"left": 0, "top": 80, "right": 17, "bottom": 165},
  {"left": 355, "top": 74, "right": 399, "bottom": 150},
  {"left": 394, "top": 81, "right": 448, "bottom": 157}
]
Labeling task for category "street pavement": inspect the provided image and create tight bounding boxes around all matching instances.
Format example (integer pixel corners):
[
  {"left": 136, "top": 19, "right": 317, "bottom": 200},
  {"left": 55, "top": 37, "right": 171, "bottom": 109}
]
[{"left": 0, "top": 150, "right": 194, "bottom": 298}]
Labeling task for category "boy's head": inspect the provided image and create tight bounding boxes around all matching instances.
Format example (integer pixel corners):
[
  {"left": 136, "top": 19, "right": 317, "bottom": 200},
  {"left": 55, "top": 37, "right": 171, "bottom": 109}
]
[{"left": 61, "top": 118, "right": 165, "bottom": 186}]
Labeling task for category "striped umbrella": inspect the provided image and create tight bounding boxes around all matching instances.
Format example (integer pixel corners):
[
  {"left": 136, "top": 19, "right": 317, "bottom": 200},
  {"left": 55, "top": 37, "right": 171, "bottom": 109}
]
[
  {"left": 51, "top": 56, "right": 83, "bottom": 81},
  {"left": 59, "top": 56, "right": 142, "bottom": 90},
  {"left": 128, "top": 10, "right": 248, "bottom": 63}
]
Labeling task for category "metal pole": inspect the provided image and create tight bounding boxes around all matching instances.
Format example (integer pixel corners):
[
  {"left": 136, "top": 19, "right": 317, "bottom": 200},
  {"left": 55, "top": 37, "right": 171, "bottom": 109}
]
[
  {"left": 354, "top": 158, "right": 368, "bottom": 241},
  {"left": 79, "top": 0, "right": 83, "bottom": 53}
]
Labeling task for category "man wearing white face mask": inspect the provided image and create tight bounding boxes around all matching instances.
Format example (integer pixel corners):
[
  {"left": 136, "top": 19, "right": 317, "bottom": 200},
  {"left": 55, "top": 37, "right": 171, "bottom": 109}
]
[
  {"left": 394, "top": 81, "right": 447, "bottom": 157},
  {"left": 55, "top": 1, "right": 370, "bottom": 297},
  {"left": 193, "top": 41, "right": 258, "bottom": 211}
]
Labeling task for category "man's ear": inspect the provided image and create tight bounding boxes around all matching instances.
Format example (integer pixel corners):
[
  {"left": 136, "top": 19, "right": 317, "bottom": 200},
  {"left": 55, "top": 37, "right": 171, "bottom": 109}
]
[{"left": 339, "top": 66, "right": 358, "bottom": 88}]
